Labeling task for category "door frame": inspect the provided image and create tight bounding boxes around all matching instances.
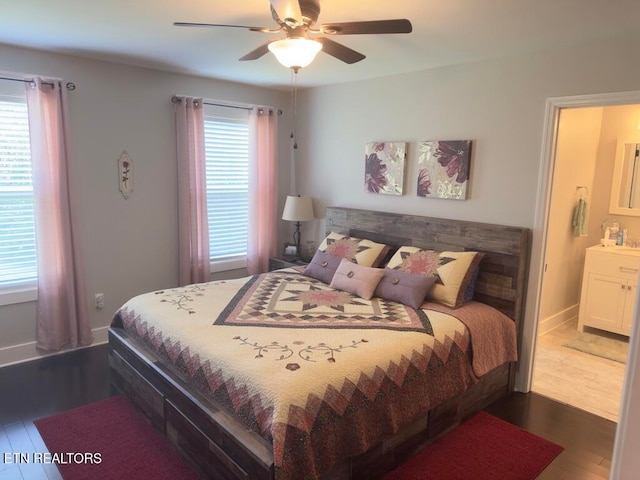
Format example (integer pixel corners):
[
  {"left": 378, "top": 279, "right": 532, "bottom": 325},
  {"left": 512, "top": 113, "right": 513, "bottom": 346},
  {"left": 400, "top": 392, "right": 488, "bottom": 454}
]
[
  {"left": 527, "top": 90, "right": 640, "bottom": 479},
  {"left": 521, "top": 89, "right": 640, "bottom": 393}
]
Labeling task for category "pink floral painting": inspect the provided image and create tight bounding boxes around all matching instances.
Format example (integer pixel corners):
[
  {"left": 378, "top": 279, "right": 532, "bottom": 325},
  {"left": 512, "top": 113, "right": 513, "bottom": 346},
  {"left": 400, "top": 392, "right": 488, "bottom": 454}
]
[
  {"left": 364, "top": 142, "right": 407, "bottom": 195},
  {"left": 417, "top": 140, "right": 471, "bottom": 200}
]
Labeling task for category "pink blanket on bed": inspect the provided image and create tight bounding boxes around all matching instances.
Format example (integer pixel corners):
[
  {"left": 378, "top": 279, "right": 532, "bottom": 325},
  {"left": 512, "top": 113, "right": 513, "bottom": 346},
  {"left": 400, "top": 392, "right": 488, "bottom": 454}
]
[{"left": 423, "top": 301, "right": 517, "bottom": 376}]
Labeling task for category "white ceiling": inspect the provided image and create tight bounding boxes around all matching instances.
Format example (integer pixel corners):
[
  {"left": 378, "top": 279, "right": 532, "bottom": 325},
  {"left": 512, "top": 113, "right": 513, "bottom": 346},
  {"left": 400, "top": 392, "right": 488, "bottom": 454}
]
[{"left": 1, "top": 0, "right": 639, "bottom": 90}]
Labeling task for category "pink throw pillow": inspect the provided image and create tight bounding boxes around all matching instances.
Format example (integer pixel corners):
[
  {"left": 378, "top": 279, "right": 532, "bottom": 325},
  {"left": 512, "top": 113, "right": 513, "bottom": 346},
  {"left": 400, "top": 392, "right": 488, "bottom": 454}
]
[{"left": 330, "top": 258, "right": 384, "bottom": 300}]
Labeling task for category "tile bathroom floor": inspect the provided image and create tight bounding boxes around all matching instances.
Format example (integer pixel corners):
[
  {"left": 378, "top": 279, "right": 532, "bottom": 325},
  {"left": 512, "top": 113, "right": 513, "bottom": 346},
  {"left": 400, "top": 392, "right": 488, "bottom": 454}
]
[{"left": 532, "top": 318, "right": 627, "bottom": 422}]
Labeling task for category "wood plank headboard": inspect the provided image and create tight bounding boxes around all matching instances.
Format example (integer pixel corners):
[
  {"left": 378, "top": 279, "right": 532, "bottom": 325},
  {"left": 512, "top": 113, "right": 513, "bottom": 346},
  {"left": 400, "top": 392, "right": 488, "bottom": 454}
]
[{"left": 325, "top": 207, "right": 531, "bottom": 352}]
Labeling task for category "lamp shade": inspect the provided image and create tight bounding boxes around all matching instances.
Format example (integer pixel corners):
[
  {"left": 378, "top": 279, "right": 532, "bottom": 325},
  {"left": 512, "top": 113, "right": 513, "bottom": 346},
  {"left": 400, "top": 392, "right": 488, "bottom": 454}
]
[
  {"left": 268, "top": 38, "right": 322, "bottom": 70},
  {"left": 282, "top": 195, "right": 315, "bottom": 222}
]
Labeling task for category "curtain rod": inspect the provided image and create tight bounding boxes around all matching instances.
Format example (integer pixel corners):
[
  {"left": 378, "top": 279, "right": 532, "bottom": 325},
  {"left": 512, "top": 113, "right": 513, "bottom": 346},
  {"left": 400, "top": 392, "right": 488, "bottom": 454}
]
[
  {"left": 171, "top": 95, "right": 282, "bottom": 116},
  {"left": 0, "top": 76, "right": 76, "bottom": 90}
]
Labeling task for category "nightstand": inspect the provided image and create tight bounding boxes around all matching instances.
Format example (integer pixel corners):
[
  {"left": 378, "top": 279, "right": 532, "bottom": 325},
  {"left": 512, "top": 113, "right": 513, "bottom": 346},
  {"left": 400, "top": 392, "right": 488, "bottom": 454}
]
[{"left": 268, "top": 256, "right": 309, "bottom": 271}]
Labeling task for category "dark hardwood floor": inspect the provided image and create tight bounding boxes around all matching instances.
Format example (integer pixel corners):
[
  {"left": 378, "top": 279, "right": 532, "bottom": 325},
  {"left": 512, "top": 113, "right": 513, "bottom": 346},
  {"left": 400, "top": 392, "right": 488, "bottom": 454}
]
[
  {"left": 485, "top": 392, "right": 615, "bottom": 480},
  {"left": 0, "top": 344, "right": 616, "bottom": 479},
  {"left": 0, "top": 345, "right": 118, "bottom": 480}
]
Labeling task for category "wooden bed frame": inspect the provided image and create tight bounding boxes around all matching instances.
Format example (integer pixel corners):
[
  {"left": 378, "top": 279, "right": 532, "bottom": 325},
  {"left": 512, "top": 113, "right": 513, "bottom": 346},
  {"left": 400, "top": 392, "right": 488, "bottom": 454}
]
[{"left": 108, "top": 207, "right": 530, "bottom": 480}]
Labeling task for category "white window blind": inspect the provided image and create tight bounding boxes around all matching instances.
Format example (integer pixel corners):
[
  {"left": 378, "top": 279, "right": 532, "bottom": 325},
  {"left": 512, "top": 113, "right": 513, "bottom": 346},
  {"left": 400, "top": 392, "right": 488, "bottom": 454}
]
[
  {"left": 0, "top": 97, "right": 36, "bottom": 291},
  {"left": 203, "top": 112, "right": 250, "bottom": 267}
]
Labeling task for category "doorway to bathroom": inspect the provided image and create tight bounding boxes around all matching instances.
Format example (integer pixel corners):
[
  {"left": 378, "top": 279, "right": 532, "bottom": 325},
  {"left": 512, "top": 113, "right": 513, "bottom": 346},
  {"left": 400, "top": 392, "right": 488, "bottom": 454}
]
[{"left": 531, "top": 99, "right": 640, "bottom": 422}]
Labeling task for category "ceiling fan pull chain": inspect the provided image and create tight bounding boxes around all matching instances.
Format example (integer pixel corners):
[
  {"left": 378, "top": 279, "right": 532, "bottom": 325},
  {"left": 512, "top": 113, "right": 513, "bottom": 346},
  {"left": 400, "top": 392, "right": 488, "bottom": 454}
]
[{"left": 290, "top": 68, "right": 298, "bottom": 149}]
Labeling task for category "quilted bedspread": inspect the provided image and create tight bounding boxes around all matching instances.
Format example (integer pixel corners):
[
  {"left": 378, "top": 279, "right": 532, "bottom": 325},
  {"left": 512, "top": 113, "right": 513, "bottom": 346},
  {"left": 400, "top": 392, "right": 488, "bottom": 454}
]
[{"left": 112, "top": 268, "right": 516, "bottom": 480}]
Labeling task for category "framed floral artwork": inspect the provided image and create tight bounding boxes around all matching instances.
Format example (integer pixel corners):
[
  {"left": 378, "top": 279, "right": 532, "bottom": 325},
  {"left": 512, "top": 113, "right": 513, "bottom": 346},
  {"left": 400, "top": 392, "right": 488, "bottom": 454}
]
[
  {"left": 417, "top": 140, "right": 471, "bottom": 200},
  {"left": 364, "top": 142, "right": 407, "bottom": 195}
]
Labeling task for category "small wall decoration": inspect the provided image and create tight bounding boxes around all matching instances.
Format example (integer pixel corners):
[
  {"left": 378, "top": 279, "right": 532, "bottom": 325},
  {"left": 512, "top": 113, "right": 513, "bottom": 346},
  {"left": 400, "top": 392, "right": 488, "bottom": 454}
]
[
  {"left": 364, "top": 142, "right": 407, "bottom": 195},
  {"left": 118, "top": 150, "right": 133, "bottom": 199},
  {"left": 417, "top": 140, "right": 471, "bottom": 200}
]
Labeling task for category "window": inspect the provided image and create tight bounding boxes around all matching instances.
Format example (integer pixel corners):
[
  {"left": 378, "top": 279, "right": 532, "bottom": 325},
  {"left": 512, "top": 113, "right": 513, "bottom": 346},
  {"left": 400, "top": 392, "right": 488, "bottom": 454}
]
[
  {"left": 203, "top": 106, "right": 250, "bottom": 272},
  {"left": 0, "top": 91, "right": 37, "bottom": 304}
]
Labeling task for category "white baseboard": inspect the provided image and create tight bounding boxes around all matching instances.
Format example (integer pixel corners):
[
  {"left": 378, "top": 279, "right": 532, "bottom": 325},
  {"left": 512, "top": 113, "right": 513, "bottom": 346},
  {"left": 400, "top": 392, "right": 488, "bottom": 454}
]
[
  {"left": 538, "top": 304, "right": 578, "bottom": 337},
  {"left": 0, "top": 326, "right": 109, "bottom": 368}
]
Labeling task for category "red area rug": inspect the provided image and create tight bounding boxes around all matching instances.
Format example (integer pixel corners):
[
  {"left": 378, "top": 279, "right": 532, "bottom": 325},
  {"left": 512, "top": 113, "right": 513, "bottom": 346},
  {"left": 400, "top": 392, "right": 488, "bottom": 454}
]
[
  {"left": 384, "top": 411, "right": 563, "bottom": 480},
  {"left": 35, "top": 396, "right": 562, "bottom": 480},
  {"left": 34, "top": 395, "right": 198, "bottom": 480}
]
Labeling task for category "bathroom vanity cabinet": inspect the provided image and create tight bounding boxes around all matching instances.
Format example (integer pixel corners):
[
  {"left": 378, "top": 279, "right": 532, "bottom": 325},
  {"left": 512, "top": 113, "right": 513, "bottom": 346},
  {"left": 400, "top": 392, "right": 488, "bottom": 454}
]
[{"left": 578, "top": 245, "right": 640, "bottom": 336}]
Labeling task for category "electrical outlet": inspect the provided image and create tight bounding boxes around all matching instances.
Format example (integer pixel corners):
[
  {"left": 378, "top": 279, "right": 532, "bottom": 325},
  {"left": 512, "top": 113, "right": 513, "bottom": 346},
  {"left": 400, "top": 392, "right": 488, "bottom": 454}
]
[{"left": 95, "top": 293, "right": 104, "bottom": 310}]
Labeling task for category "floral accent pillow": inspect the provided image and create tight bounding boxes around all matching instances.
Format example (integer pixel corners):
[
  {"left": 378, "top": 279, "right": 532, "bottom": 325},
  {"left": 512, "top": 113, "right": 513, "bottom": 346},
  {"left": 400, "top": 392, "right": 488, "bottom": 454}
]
[
  {"left": 330, "top": 258, "right": 385, "bottom": 300},
  {"left": 317, "top": 232, "right": 390, "bottom": 268},
  {"left": 386, "top": 246, "right": 483, "bottom": 308}
]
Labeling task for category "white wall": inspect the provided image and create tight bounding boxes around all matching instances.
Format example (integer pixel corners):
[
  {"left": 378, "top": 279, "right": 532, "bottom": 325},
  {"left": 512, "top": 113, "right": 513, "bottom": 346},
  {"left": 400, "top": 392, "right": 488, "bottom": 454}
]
[
  {"left": 295, "top": 33, "right": 640, "bottom": 393},
  {"left": 296, "top": 39, "right": 640, "bottom": 477},
  {"left": 612, "top": 285, "right": 640, "bottom": 479},
  {"left": 0, "top": 45, "right": 290, "bottom": 364},
  {"left": 592, "top": 105, "right": 640, "bottom": 240},
  {"left": 538, "top": 107, "right": 603, "bottom": 335}
]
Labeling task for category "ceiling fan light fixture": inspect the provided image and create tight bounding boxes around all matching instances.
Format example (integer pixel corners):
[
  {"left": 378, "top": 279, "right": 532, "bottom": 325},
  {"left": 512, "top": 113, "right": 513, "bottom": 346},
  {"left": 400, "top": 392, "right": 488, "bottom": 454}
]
[{"left": 268, "top": 37, "right": 322, "bottom": 70}]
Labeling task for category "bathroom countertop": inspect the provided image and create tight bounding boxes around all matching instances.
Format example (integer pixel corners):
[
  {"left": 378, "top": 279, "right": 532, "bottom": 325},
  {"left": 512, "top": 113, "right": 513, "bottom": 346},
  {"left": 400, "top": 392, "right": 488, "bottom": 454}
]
[{"left": 591, "top": 244, "right": 640, "bottom": 257}]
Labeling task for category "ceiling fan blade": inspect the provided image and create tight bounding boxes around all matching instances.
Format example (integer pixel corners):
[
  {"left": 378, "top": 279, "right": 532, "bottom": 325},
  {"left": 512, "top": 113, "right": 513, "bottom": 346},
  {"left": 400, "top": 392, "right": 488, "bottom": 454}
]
[
  {"left": 320, "top": 19, "right": 412, "bottom": 35},
  {"left": 270, "top": 0, "right": 303, "bottom": 26},
  {"left": 316, "top": 37, "right": 365, "bottom": 64},
  {"left": 239, "top": 40, "right": 275, "bottom": 61},
  {"left": 173, "top": 22, "right": 274, "bottom": 33}
]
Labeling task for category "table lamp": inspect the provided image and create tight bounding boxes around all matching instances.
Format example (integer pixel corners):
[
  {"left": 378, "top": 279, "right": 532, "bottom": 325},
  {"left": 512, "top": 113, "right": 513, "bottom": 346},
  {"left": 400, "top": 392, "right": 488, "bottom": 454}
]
[{"left": 282, "top": 195, "right": 315, "bottom": 258}]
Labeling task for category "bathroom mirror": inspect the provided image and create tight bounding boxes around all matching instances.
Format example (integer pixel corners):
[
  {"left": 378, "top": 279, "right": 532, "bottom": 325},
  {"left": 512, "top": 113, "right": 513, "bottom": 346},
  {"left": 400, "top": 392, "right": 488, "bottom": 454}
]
[{"left": 610, "top": 138, "right": 640, "bottom": 216}]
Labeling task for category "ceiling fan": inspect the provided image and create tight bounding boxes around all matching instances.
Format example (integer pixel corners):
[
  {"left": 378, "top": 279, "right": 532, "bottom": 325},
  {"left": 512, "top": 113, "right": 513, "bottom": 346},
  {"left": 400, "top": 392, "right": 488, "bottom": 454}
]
[{"left": 174, "top": 0, "right": 412, "bottom": 71}]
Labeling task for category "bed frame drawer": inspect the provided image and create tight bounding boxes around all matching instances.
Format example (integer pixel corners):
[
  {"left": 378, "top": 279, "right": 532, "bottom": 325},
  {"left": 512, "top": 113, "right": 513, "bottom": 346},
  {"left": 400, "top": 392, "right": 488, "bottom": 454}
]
[
  {"left": 427, "top": 362, "right": 510, "bottom": 438},
  {"left": 109, "top": 327, "right": 274, "bottom": 480},
  {"left": 166, "top": 400, "right": 251, "bottom": 480},
  {"left": 109, "top": 349, "right": 165, "bottom": 431}
]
